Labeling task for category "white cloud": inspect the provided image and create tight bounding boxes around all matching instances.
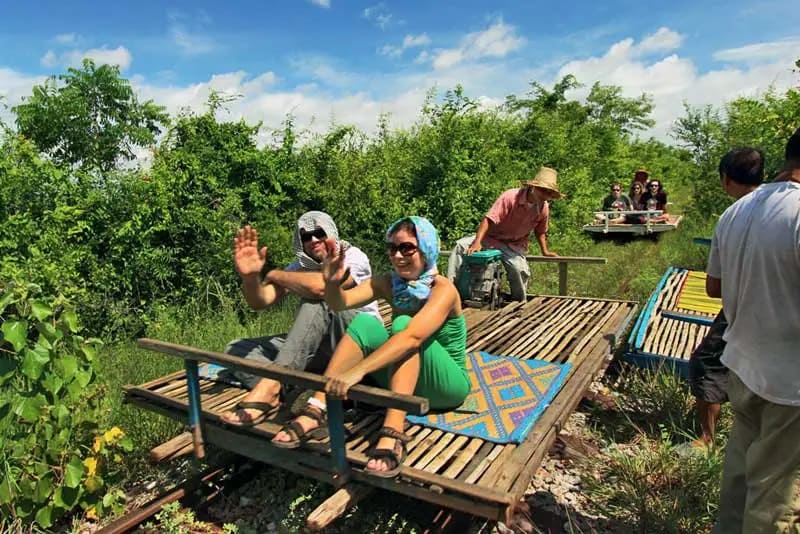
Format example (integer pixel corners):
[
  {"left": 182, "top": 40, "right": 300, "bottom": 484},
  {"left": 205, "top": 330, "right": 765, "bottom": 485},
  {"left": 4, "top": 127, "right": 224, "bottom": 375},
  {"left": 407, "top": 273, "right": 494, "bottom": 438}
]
[
  {"left": 171, "top": 26, "right": 216, "bottom": 55},
  {"left": 53, "top": 33, "right": 78, "bottom": 45},
  {"left": 403, "top": 34, "right": 431, "bottom": 48},
  {"left": 713, "top": 38, "right": 800, "bottom": 63},
  {"left": 39, "top": 46, "right": 133, "bottom": 71},
  {"left": 555, "top": 29, "right": 796, "bottom": 139},
  {"left": 379, "top": 33, "right": 431, "bottom": 58},
  {"left": 637, "top": 27, "right": 684, "bottom": 54},
  {"left": 428, "top": 20, "right": 525, "bottom": 70},
  {"left": 40, "top": 51, "right": 58, "bottom": 68},
  {"left": 308, "top": 0, "right": 330, "bottom": 7},
  {"left": 363, "top": 3, "right": 393, "bottom": 30},
  {"left": 0, "top": 68, "right": 46, "bottom": 128}
]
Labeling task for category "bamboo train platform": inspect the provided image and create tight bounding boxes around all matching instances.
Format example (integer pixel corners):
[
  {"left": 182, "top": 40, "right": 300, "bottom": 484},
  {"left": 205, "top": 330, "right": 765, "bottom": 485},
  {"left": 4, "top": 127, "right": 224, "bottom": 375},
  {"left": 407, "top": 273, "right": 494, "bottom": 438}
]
[
  {"left": 625, "top": 266, "right": 721, "bottom": 377},
  {"left": 124, "top": 295, "right": 637, "bottom": 524}
]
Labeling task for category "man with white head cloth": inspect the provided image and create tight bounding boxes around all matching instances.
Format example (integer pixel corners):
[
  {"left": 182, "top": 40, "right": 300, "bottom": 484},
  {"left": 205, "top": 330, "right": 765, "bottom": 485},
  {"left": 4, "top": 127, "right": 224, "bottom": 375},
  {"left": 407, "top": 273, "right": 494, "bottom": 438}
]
[{"left": 221, "top": 211, "right": 380, "bottom": 426}]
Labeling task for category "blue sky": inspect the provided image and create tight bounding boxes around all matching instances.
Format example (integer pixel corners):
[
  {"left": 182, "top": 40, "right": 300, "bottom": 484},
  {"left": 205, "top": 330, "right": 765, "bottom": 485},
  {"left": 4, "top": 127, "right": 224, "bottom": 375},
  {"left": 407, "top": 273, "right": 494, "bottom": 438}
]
[{"left": 1, "top": 0, "right": 798, "bottom": 141}]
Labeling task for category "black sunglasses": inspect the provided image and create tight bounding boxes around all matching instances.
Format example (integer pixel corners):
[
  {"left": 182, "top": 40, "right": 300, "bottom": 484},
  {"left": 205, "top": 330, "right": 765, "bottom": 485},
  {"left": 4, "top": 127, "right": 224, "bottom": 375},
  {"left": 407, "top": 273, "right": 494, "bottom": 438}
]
[
  {"left": 649, "top": 183, "right": 660, "bottom": 188},
  {"left": 300, "top": 228, "right": 327, "bottom": 242},
  {"left": 387, "top": 242, "right": 418, "bottom": 257}
]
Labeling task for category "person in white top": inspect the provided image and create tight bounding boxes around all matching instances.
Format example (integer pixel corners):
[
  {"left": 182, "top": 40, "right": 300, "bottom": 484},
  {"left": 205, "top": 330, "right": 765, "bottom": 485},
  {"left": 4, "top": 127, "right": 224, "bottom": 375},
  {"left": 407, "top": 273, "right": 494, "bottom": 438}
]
[
  {"left": 221, "top": 211, "right": 380, "bottom": 427},
  {"left": 707, "top": 130, "right": 800, "bottom": 533}
]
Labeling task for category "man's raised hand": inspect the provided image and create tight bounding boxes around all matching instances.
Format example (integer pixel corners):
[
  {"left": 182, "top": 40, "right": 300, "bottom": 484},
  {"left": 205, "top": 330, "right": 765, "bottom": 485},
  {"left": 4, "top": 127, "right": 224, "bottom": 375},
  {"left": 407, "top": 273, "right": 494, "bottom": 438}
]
[
  {"left": 233, "top": 225, "right": 267, "bottom": 277},
  {"left": 321, "top": 238, "right": 350, "bottom": 286}
]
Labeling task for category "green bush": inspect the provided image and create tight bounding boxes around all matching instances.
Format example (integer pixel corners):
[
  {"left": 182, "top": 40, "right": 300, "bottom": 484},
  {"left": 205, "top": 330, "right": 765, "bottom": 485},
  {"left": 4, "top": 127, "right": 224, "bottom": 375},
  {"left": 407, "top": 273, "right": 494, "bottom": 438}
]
[{"left": 0, "top": 280, "right": 128, "bottom": 528}]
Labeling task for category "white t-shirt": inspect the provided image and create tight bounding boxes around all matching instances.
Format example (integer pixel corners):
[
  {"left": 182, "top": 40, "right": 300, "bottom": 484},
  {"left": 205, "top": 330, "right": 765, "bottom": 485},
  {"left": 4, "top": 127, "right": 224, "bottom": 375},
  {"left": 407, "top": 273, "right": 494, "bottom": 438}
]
[
  {"left": 286, "top": 245, "right": 381, "bottom": 320},
  {"left": 707, "top": 181, "right": 800, "bottom": 406}
]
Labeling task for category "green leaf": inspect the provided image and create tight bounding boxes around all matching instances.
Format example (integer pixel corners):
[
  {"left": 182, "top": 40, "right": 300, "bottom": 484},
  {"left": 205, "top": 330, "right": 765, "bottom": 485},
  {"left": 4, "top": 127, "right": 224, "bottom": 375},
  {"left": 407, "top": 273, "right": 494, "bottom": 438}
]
[
  {"left": 21, "top": 346, "right": 51, "bottom": 380},
  {"left": 1, "top": 320, "right": 28, "bottom": 352},
  {"left": 61, "top": 309, "right": 80, "bottom": 333},
  {"left": 0, "top": 356, "right": 17, "bottom": 382},
  {"left": 85, "top": 475, "right": 104, "bottom": 493},
  {"left": 119, "top": 436, "right": 134, "bottom": 452},
  {"left": 36, "top": 322, "right": 63, "bottom": 344},
  {"left": 53, "top": 485, "right": 80, "bottom": 509},
  {"left": 0, "top": 476, "right": 15, "bottom": 504},
  {"left": 74, "top": 368, "right": 93, "bottom": 388},
  {"left": 80, "top": 344, "right": 97, "bottom": 362},
  {"left": 30, "top": 300, "right": 53, "bottom": 321},
  {"left": 52, "top": 403, "right": 70, "bottom": 426},
  {"left": 0, "top": 290, "right": 15, "bottom": 315},
  {"left": 42, "top": 372, "right": 64, "bottom": 397},
  {"left": 34, "top": 473, "right": 54, "bottom": 503},
  {"left": 64, "top": 457, "right": 84, "bottom": 488},
  {"left": 14, "top": 395, "right": 46, "bottom": 423},
  {"left": 56, "top": 355, "right": 78, "bottom": 381},
  {"left": 34, "top": 504, "right": 54, "bottom": 529}
]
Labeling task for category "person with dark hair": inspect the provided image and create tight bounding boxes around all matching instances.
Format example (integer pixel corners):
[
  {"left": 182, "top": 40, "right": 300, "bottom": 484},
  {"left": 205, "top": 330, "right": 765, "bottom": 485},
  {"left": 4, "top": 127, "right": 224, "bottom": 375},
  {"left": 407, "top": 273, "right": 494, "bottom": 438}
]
[
  {"left": 273, "top": 217, "right": 470, "bottom": 479},
  {"left": 220, "top": 212, "right": 379, "bottom": 426},
  {"left": 685, "top": 148, "right": 764, "bottom": 452},
  {"left": 640, "top": 179, "right": 670, "bottom": 222},
  {"left": 709, "top": 134, "right": 800, "bottom": 533},
  {"left": 594, "top": 182, "right": 633, "bottom": 224},
  {"left": 446, "top": 166, "right": 563, "bottom": 302}
]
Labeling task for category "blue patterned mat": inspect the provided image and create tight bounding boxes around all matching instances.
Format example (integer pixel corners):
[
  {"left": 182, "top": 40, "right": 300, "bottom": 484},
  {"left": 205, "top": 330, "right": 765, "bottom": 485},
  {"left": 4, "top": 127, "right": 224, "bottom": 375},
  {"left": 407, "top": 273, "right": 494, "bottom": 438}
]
[{"left": 407, "top": 351, "right": 571, "bottom": 444}]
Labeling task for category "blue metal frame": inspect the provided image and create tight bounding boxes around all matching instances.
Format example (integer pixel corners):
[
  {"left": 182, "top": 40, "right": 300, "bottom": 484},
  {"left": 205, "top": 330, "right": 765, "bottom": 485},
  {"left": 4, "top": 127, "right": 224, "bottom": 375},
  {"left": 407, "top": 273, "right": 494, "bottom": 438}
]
[
  {"left": 661, "top": 310, "right": 714, "bottom": 327},
  {"left": 184, "top": 360, "right": 206, "bottom": 459},
  {"left": 325, "top": 395, "right": 351, "bottom": 486}
]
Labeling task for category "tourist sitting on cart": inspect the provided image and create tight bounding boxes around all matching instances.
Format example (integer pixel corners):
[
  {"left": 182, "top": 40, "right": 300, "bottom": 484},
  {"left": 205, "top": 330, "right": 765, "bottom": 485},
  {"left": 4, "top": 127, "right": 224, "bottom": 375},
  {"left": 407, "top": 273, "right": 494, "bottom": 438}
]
[
  {"left": 220, "top": 212, "right": 380, "bottom": 427},
  {"left": 446, "top": 166, "right": 563, "bottom": 302},
  {"left": 272, "top": 217, "right": 470, "bottom": 479},
  {"left": 641, "top": 180, "right": 670, "bottom": 223},
  {"left": 594, "top": 182, "right": 632, "bottom": 224}
]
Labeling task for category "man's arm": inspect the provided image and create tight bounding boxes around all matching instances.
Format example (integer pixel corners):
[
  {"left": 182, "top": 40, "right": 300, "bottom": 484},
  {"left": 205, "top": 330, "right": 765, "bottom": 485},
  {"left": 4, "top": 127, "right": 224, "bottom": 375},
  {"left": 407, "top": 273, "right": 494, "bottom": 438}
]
[
  {"left": 706, "top": 275, "right": 721, "bottom": 298},
  {"left": 241, "top": 274, "right": 288, "bottom": 310},
  {"left": 535, "top": 231, "right": 557, "bottom": 257},
  {"left": 467, "top": 217, "right": 493, "bottom": 254},
  {"left": 266, "top": 270, "right": 326, "bottom": 300}
]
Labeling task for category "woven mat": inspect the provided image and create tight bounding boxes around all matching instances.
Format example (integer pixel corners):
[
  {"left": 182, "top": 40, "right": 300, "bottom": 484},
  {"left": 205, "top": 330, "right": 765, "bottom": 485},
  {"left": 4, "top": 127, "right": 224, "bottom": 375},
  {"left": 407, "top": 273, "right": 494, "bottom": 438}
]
[{"left": 406, "top": 351, "right": 571, "bottom": 444}]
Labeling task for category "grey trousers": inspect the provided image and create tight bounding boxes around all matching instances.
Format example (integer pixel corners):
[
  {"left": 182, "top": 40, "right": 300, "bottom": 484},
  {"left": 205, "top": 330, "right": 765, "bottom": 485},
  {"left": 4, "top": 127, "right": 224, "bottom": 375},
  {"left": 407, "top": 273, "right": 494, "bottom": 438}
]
[
  {"left": 224, "top": 299, "right": 358, "bottom": 390},
  {"left": 446, "top": 235, "right": 531, "bottom": 302}
]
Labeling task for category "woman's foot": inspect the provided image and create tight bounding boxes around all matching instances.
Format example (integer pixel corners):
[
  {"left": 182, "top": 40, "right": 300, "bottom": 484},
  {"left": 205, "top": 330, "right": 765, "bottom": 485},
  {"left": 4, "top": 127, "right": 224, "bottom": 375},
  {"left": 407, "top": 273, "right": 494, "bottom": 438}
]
[{"left": 365, "top": 427, "right": 410, "bottom": 478}]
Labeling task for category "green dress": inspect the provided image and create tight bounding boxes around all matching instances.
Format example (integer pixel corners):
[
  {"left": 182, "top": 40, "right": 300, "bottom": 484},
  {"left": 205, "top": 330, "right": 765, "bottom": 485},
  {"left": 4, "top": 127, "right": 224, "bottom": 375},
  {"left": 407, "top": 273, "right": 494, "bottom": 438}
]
[{"left": 346, "top": 312, "right": 471, "bottom": 410}]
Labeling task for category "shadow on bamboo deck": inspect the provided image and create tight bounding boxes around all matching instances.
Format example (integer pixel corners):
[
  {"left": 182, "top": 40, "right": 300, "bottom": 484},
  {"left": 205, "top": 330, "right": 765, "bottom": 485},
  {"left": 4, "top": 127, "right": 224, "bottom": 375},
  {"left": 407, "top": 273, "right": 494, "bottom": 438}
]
[{"left": 124, "top": 295, "right": 637, "bottom": 524}]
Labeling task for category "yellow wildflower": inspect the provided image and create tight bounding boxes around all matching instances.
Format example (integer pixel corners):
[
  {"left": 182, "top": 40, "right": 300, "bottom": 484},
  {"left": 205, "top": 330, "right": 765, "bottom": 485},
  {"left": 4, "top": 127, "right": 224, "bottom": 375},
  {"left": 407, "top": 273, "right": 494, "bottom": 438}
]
[
  {"left": 92, "top": 437, "right": 102, "bottom": 453},
  {"left": 102, "top": 427, "right": 124, "bottom": 444},
  {"left": 83, "top": 456, "right": 98, "bottom": 477}
]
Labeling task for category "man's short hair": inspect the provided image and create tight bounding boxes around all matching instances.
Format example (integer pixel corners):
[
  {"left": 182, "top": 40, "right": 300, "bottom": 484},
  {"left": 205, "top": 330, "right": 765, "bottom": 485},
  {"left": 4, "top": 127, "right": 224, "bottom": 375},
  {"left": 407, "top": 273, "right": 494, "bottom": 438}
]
[
  {"left": 718, "top": 148, "right": 765, "bottom": 186},
  {"left": 786, "top": 127, "right": 800, "bottom": 163}
]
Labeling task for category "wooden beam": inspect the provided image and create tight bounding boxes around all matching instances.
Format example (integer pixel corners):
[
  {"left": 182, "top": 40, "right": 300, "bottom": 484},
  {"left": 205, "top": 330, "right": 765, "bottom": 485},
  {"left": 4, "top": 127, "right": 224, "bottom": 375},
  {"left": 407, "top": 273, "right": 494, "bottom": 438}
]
[
  {"left": 136, "top": 338, "right": 429, "bottom": 415},
  {"left": 558, "top": 263, "right": 568, "bottom": 296},
  {"left": 306, "top": 484, "right": 374, "bottom": 530},
  {"left": 440, "top": 251, "right": 606, "bottom": 265}
]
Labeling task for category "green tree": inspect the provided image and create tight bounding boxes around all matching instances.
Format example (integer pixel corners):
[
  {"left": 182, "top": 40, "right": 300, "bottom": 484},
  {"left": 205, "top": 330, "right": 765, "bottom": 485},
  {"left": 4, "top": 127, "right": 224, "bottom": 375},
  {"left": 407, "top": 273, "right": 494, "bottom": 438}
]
[{"left": 14, "top": 59, "right": 167, "bottom": 173}]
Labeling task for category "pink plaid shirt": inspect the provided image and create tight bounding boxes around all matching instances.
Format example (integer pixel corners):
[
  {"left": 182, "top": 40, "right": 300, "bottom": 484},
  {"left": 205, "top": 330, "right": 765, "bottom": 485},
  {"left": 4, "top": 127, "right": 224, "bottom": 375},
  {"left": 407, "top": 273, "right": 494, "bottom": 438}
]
[{"left": 483, "top": 188, "right": 549, "bottom": 253}]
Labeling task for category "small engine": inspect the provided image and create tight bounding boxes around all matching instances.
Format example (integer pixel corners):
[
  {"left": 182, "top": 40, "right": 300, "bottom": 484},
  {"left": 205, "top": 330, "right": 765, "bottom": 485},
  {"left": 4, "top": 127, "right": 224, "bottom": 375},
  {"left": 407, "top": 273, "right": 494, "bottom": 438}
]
[{"left": 455, "top": 249, "right": 504, "bottom": 310}]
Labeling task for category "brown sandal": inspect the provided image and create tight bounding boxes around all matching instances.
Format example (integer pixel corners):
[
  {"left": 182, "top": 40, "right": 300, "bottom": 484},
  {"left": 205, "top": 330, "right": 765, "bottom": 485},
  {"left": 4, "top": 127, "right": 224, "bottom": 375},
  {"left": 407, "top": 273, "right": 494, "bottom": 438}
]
[
  {"left": 365, "top": 427, "right": 411, "bottom": 478},
  {"left": 271, "top": 405, "right": 329, "bottom": 449},
  {"left": 222, "top": 401, "right": 280, "bottom": 427}
]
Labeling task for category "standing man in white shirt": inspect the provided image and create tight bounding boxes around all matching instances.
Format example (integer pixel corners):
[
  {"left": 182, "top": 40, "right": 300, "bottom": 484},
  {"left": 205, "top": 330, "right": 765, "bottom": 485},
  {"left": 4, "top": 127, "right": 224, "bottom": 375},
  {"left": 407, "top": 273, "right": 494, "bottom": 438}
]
[
  {"left": 221, "top": 211, "right": 380, "bottom": 427},
  {"left": 708, "top": 130, "right": 800, "bottom": 533}
]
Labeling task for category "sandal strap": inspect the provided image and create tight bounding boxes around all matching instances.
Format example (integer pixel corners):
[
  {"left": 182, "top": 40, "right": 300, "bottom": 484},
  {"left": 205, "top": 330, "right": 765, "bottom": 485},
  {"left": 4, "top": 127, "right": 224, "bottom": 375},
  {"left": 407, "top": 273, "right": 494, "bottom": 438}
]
[
  {"left": 300, "top": 405, "right": 327, "bottom": 425},
  {"left": 377, "top": 426, "right": 411, "bottom": 443},
  {"left": 369, "top": 448, "right": 401, "bottom": 470}
]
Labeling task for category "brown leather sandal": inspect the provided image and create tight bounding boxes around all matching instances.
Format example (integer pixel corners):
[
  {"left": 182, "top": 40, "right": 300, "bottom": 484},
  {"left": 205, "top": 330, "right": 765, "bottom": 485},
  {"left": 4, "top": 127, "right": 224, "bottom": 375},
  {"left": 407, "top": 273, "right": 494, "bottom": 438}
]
[
  {"left": 271, "top": 404, "right": 329, "bottom": 449},
  {"left": 222, "top": 401, "right": 280, "bottom": 427},
  {"left": 365, "top": 426, "right": 412, "bottom": 478}
]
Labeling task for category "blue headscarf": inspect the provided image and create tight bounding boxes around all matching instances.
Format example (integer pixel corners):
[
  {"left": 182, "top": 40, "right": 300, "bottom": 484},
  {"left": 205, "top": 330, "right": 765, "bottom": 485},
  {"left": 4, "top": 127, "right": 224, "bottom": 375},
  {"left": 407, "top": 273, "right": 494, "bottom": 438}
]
[{"left": 386, "top": 216, "right": 440, "bottom": 310}]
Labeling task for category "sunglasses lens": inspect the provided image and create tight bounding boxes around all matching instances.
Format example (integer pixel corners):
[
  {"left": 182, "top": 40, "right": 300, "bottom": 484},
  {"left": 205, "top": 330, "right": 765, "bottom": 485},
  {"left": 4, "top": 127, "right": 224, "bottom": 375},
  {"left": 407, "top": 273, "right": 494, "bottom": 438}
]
[
  {"left": 301, "top": 228, "right": 326, "bottom": 242},
  {"left": 388, "top": 243, "right": 417, "bottom": 256}
]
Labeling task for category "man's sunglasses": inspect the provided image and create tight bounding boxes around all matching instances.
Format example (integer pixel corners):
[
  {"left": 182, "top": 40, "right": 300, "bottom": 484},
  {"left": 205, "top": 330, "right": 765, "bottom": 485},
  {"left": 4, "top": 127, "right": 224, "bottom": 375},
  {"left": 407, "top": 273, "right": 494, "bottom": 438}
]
[
  {"left": 649, "top": 183, "right": 660, "bottom": 189},
  {"left": 386, "top": 242, "right": 418, "bottom": 257},
  {"left": 300, "top": 228, "right": 327, "bottom": 242}
]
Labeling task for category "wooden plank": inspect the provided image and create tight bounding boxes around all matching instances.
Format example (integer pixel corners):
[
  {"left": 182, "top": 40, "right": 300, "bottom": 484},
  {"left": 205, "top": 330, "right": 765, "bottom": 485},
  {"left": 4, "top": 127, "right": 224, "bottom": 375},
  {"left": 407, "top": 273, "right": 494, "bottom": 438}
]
[
  {"left": 136, "top": 339, "right": 429, "bottom": 415},
  {"left": 423, "top": 435, "right": 469, "bottom": 474},
  {"left": 440, "top": 251, "right": 606, "bottom": 265},
  {"left": 558, "top": 262, "right": 568, "bottom": 296},
  {"left": 442, "top": 438, "right": 484, "bottom": 479},
  {"left": 306, "top": 484, "right": 374, "bottom": 531}
]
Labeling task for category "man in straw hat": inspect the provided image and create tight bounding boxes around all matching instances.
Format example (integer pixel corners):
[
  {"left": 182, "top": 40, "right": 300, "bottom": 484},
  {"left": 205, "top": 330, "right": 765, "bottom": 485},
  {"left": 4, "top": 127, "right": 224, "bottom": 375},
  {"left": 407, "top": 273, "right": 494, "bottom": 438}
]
[
  {"left": 220, "top": 211, "right": 380, "bottom": 427},
  {"left": 446, "top": 166, "right": 562, "bottom": 302}
]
